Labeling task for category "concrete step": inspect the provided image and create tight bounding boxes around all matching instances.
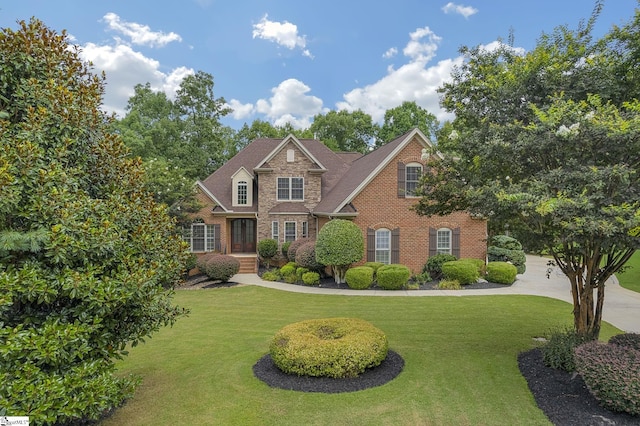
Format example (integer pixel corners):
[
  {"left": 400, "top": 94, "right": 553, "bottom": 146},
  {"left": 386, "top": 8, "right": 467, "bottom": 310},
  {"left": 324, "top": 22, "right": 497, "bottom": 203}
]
[{"left": 235, "top": 256, "right": 257, "bottom": 274}]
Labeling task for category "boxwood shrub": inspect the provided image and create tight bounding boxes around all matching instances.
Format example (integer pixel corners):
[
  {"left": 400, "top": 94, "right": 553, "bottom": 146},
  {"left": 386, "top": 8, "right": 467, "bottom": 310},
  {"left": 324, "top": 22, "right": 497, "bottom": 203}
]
[
  {"left": 441, "top": 260, "right": 479, "bottom": 285},
  {"left": 270, "top": 318, "right": 388, "bottom": 378},
  {"left": 196, "top": 254, "right": 240, "bottom": 282},
  {"left": 485, "top": 261, "right": 517, "bottom": 284},
  {"left": 261, "top": 270, "right": 280, "bottom": 281},
  {"left": 345, "top": 266, "right": 374, "bottom": 290},
  {"left": 257, "top": 239, "right": 278, "bottom": 265},
  {"left": 575, "top": 341, "right": 640, "bottom": 416},
  {"left": 376, "top": 264, "right": 411, "bottom": 290},
  {"left": 296, "top": 267, "right": 310, "bottom": 280},
  {"left": 302, "top": 271, "right": 320, "bottom": 286},
  {"left": 424, "top": 253, "right": 457, "bottom": 280},
  {"left": 363, "top": 262, "right": 384, "bottom": 278}
]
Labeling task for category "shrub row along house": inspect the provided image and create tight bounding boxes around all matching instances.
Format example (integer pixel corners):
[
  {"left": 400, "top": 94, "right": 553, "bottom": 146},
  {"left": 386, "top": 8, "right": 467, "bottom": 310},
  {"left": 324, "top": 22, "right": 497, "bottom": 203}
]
[{"left": 184, "top": 128, "right": 487, "bottom": 274}]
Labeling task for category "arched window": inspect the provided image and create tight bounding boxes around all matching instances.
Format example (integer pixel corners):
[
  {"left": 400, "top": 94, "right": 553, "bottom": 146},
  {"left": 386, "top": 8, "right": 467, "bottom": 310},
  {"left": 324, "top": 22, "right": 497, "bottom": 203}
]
[
  {"left": 437, "top": 228, "right": 452, "bottom": 254},
  {"left": 375, "top": 228, "right": 391, "bottom": 264},
  {"left": 405, "top": 163, "right": 423, "bottom": 196},
  {"left": 237, "top": 181, "right": 247, "bottom": 205}
]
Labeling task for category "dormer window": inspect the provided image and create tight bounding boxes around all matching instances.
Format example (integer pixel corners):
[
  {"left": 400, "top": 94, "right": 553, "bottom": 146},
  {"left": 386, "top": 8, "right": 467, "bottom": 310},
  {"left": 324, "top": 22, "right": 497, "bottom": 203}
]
[
  {"left": 237, "top": 181, "right": 247, "bottom": 205},
  {"left": 232, "top": 167, "right": 253, "bottom": 207}
]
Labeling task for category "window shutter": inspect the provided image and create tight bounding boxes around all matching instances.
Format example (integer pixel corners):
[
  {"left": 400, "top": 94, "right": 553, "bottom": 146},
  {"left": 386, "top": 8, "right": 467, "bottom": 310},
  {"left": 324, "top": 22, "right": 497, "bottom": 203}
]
[
  {"left": 391, "top": 228, "right": 400, "bottom": 264},
  {"left": 452, "top": 227, "right": 461, "bottom": 258},
  {"left": 429, "top": 227, "right": 437, "bottom": 257},
  {"left": 397, "top": 162, "right": 406, "bottom": 198},
  {"left": 367, "top": 228, "right": 375, "bottom": 262},
  {"left": 214, "top": 224, "right": 221, "bottom": 252}
]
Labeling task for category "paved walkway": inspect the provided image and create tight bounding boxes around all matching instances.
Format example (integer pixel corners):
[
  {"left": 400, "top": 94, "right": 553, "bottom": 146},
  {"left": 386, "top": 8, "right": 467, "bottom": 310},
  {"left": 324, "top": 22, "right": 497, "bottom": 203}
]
[{"left": 231, "top": 255, "right": 640, "bottom": 333}]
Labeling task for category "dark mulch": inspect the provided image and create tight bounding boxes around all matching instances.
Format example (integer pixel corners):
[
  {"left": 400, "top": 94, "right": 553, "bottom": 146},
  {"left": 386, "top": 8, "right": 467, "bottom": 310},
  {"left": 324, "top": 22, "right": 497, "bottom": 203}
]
[
  {"left": 253, "top": 350, "right": 404, "bottom": 393},
  {"left": 518, "top": 348, "right": 639, "bottom": 425}
]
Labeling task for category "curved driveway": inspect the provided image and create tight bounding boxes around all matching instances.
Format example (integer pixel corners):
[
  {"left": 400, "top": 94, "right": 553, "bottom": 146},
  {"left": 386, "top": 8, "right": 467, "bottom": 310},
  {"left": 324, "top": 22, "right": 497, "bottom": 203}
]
[{"left": 232, "top": 255, "right": 640, "bottom": 333}]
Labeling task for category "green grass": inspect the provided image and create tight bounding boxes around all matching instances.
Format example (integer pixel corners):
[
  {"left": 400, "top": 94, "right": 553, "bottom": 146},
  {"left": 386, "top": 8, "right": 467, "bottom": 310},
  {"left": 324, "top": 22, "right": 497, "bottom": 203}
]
[
  {"left": 616, "top": 251, "right": 640, "bottom": 293},
  {"left": 101, "top": 287, "right": 620, "bottom": 426}
]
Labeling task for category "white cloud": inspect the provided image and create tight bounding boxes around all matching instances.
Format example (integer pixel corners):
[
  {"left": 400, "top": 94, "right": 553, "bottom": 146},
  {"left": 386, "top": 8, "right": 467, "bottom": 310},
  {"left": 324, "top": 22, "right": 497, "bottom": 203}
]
[
  {"left": 255, "top": 78, "right": 327, "bottom": 128},
  {"left": 383, "top": 47, "right": 398, "bottom": 59},
  {"left": 252, "top": 14, "right": 312, "bottom": 58},
  {"left": 441, "top": 2, "right": 478, "bottom": 19},
  {"left": 337, "top": 26, "right": 456, "bottom": 123},
  {"left": 102, "top": 13, "right": 182, "bottom": 48},
  {"left": 226, "top": 99, "right": 255, "bottom": 120},
  {"left": 81, "top": 43, "right": 193, "bottom": 117}
]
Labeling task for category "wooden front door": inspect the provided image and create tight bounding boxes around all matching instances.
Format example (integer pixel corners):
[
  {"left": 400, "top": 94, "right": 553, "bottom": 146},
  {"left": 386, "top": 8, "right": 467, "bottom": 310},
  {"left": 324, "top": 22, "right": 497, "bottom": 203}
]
[{"left": 231, "top": 219, "right": 256, "bottom": 253}]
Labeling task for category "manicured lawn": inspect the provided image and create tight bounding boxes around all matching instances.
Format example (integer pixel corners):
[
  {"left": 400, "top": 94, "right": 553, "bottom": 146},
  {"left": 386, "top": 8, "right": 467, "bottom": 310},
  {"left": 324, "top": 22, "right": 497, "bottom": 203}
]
[
  {"left": 101, "top": 287, "right": 620, "bottom": 426},
  {"left": 616, "top": 251, "right": 640, "bottom": 293}
]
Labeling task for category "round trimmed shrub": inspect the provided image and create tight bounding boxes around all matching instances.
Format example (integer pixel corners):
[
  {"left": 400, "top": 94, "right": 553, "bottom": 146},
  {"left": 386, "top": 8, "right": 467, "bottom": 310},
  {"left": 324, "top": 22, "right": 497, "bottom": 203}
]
[
  {"left": 345, "top": 266, "right": 374, "bottom": 290},
  {"left": 376, "top": 264, "right": 411, "bottom": 290},
  {"left": 485, "top": 261, "right": 517, "bottom": 284},
  {"left": 315, "top": 219, "right": 364, "bottom": 284},
  {"left": 575, "top": 340, "right": 640, "bottom": 416},
  {"left": 296, "top": 267, "right": 310, "bottom": 280},
  {"left": 488, "top": 235, "right": 526, "bottom": 274},
  {"left": 460, "top": 258, "right": 485, "bottom": 275},
  {"left": 270, "top": 318, "right": 388, "bottom": 378},
  {"left": 257, "top": 239, "right": 278, "bottom": 266},
  {"left": 424, "top": 253, "right": 457, "bottom": 280},
  {"left": 302, "top": 271, "right": 320, "bottom": 286},
  {"left": 295, "top": 241, "right": 323, "bottom": 271},
  {"left": 197, "top": 254, "right": 240, "bottom": 282},
  {"left": 287, "top": 238, "right": 311, "bottom": 262},
  {"left": 609, "top": 333, "right": 640, "bottom": 351},
  {"left": 279, "top": 263, "right": 297, "bottom": 278},
  {"left": 441, "top": 260, "right": 479, "bottom": 285},
  {"left": 363, "top": 262, "right": 384, "bottom": 277}
]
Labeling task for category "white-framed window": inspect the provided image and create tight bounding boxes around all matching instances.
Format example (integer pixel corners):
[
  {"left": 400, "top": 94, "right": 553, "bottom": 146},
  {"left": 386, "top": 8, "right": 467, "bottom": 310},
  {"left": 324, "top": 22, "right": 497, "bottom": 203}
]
[
  {"left": 405, "top": 163, "right": 422, "bottom": 197},
  {"left": 237, "top": 181, "right": 248, "bottom": 205},
  {"left": 277, "top": 177, "right": 304, "bottom": 201},
  {"left": 437, "top": 228, "right": 452, "bottom": 254},
  {"left": 185, "top": 223, "right": 216, "bottom": 252},
  {"left": 272, "top": 221, "right": 279, "bottom": 241},
  {"left": 301, "top": 221, "right": 308, "bottom": 238},
  {"left": 375, "top": 228, "right": 391, "bottom": 264},
  {"left": 284, "top": 221, "right": 297, "bottom": 242}
]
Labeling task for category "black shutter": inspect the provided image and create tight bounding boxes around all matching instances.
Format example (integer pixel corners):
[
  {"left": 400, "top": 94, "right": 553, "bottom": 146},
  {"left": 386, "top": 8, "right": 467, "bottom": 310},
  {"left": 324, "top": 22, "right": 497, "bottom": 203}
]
[
  {"left": 391, "top": 228, "right": 400, "bottom": 264},
  {"left": 367, "top": 228, "right": 375, "bottom": 262},
  {"left": 397, "top": 162, "right": 405, "bottom": 198},
  {"left": 452, "top": 227, "right": 460, "bottom": 258},
  {"left": 214, "top": 224, "right": 221, "bottom": 252},
  {"left": 429, "top": 227, "right": 437, "bottom": 257}
]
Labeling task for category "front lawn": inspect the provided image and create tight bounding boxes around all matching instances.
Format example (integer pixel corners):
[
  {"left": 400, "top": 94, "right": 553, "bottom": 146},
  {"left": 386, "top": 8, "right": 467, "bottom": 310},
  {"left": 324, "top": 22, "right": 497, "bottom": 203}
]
[
  {"left": 616, "top": 251, "right": 640, "bottom": 293},
  {"left": 101, "top": 286, "right": 620, "bottom": 425}
]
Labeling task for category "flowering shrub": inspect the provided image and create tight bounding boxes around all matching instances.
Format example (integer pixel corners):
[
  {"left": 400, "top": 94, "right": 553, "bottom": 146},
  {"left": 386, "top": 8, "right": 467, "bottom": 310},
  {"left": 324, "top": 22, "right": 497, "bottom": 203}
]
[
  {"left": 575, "top": 340, "right": 640, "bottom": 416},
  {"left": 345, "top": 266, "right": 374, "bottom": 290}
]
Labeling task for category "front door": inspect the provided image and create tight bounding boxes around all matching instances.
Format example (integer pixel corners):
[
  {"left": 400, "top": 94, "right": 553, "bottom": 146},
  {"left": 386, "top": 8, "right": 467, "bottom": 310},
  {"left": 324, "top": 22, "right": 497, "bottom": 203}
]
[{"left": 231, "top": 219, "right": 256, "bottom": 253}]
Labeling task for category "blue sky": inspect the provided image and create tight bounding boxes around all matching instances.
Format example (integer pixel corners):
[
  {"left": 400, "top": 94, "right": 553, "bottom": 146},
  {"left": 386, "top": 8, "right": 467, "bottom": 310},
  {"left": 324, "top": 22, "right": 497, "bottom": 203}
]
[{"left": 1, "top": 1, "right": 638, "bottom": 129}]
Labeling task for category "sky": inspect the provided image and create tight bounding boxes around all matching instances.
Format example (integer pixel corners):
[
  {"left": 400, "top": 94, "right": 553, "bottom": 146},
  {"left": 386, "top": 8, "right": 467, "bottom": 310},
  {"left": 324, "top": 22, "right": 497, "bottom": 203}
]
[{"left": 1, "top": 1, "right": 638, "bottom": 130}]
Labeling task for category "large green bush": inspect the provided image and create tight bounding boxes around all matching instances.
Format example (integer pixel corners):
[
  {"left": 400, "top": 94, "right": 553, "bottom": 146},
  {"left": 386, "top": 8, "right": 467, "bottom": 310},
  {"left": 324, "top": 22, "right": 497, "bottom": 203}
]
[
  {"left": 487, "top": 235, "right": 526, "bottom": 274},
  {"left": 441, "top": 260, "right": 479, "bottom": 285},
  {"left": 424, "top": 253, "right": 457, "bottom": 280},
  {"left": 0, "top": 19, "right": 188, "bottom": 425},
  {"left": 270, "top": 318, "right": 388, "bottom": 378},
  {"left": 575, "top": 341, "right": 640, "bottom": 416},
  {"left": 376, "top": 264, "right": 411, "bottom": 290},
  {"left": 295, "top": 241, "right": 323, "bottom": 271},
  {"left": 257, "top": 239, "right": 278, "bottom": 266},
  {"left": 316, "top": 219, "right": 364, "bottom": 284},
  {"left": 345, "top": 266, "right": 374, "bottom": 290},
  {"left": 485, "top": 262, "right": 517, "bottom": 284},
  {"left": 197, "top": 254, "right": 240, "bottom": 282}
]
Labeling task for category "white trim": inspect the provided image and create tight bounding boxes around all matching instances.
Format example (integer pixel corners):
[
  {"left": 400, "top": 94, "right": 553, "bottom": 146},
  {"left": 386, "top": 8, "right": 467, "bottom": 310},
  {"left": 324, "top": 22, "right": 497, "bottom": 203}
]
[
  {"left": 333, "top": 128, "right": 440, "bottom": 213},
  {"left": 272, "top": 221, "right": 279, "bottom": 241},
  {"left": 195, "top": 181, "right": 228, "bottom": 212},
  {"left": 231, "top": 166, "right": 253, "bottom": 179},
  {"left": 257, "top": 134, "right": 327, "bottom": 171}
]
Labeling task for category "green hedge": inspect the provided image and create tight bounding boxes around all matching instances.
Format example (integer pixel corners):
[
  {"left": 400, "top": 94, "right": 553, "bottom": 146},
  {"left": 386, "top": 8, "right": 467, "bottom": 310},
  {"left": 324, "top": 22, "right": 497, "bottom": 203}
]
[
  {"left": 270, "top": 318, "right": 388, "bottom": 378},
  {"left": 345, "top": 266, "right": 374, "bottom": 290},
  {"left": 376, "top": 264, "right": 411, "bottom": 290},
  {"left": 424, "top": 253, "right": 457, "bottom": 280},
  {"left": 485, "top": 262, "right": 517, "bottom": 284},
  {"left": 363, "top": 262, "right": 384, "bottom": 277},
  {"left": 441, "top": 260, "right": 479, "bottom": 285}
]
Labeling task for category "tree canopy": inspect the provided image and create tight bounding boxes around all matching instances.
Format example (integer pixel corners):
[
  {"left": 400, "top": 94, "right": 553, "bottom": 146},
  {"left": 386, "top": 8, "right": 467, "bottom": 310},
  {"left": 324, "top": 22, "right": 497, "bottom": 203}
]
[
  {"left": 415, "top": 4, "right": 640, "bottom": 339},
  {"left": 309, "top": 109, "right": 378, "bottom": 153},
  {"left": 376, "top": 101, "right": 439, "bottom": 147},
  {"left": 0, "top": 19, "right": 189, "bottom": 424}
]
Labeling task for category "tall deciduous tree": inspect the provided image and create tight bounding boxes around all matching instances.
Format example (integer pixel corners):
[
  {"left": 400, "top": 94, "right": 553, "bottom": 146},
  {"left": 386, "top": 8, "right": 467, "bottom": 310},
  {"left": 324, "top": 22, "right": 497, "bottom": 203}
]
[
  {"left": 0, "top": 19, "right": 189, "bottom": 424},
  {"left": 415, "top": 4, "right": 640, "bottom": 339},
  {"left": 309, "top": 110, "right": 378, "bottom": 153},
  {"left": 376, "top": 101, "right": 439, "bottom": 147}
]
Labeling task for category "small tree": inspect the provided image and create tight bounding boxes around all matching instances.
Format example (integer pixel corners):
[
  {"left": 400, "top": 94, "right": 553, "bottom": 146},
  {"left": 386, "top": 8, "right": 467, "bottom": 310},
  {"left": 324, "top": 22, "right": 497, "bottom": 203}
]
[{"left": 316, "top": 219, "right": 364, "bottom": 284}]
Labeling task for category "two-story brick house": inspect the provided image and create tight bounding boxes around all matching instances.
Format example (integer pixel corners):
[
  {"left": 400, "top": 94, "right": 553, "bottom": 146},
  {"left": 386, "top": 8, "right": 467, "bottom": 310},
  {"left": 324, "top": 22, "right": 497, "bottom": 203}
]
[{"left": 185, "top": 128, "right": 487, "bottom": 274}]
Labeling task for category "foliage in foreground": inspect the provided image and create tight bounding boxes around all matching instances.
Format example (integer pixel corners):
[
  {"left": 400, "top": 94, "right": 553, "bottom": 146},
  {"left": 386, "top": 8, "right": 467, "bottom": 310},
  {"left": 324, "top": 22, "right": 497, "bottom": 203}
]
[{"left": 0, "top": 19, "right": 188, "bottom": 424}]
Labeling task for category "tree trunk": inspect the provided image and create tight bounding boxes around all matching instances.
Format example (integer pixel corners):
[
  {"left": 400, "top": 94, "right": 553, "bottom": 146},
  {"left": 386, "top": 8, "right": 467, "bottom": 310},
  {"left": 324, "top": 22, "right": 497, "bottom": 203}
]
[{"left": 332, "top": 265, "right": 348, "bottom": 284}]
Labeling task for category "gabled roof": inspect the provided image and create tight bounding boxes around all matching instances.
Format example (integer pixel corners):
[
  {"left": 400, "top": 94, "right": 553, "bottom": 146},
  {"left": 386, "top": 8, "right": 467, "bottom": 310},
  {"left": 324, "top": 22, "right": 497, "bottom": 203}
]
[{"left": 313, "top": 128, "right": 436, "bottom": 215}]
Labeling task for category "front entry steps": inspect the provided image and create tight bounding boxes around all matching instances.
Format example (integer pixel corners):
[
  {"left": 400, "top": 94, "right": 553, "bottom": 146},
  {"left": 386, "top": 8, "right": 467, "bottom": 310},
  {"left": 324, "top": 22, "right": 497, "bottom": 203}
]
[{"left": 233, "top": 254, "right": 258, "bottom": 274}]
